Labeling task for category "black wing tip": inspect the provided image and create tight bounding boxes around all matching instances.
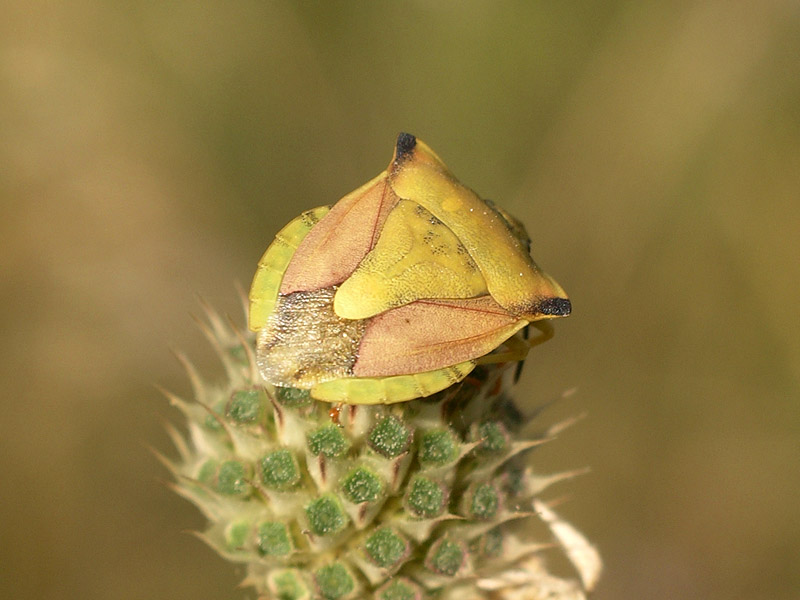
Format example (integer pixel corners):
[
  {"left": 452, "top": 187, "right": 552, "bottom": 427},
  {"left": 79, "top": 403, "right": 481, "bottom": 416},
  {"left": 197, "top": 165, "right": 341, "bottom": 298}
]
[
  {"left": 395, "top": 132, "right": 417, "bottom": 160},
  {"left": 538, "top": 297, "right": 572, "bottom": 317}
]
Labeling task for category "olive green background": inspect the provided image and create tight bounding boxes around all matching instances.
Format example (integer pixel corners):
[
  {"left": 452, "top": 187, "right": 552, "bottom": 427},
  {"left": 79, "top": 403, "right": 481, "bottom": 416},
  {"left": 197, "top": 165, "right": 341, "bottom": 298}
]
[{"left": 2, "top": 2, "right": 798, "bottom": 599}]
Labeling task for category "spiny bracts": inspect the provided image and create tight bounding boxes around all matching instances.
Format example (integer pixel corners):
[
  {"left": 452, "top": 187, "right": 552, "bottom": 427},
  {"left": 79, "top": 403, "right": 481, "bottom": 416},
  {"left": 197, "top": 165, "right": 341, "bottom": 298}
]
[{"left": 160, "top": 304, "right": 600, "bottom": 599}]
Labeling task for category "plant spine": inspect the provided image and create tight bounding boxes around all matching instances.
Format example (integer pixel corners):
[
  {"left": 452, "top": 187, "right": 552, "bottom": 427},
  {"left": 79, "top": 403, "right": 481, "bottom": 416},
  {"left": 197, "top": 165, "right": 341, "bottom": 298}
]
[{"left": 162, "top": 304, "right": 601, "bottom": 599}]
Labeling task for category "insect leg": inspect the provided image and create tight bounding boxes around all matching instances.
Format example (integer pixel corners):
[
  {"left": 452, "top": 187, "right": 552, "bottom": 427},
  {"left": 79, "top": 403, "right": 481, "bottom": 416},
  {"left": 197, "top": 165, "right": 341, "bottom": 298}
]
[{"left": 475, "top": 320, "right": 555, "bottom": 366}]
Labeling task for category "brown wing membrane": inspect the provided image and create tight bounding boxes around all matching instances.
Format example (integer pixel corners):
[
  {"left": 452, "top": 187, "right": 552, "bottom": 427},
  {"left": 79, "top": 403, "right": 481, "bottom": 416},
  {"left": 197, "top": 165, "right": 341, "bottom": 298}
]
[
  {"left": 279, "top": 172, "right": 399, "bottom": 294},
  {"left": 352, "top": 296, "right": 528, "bottom": 377}
]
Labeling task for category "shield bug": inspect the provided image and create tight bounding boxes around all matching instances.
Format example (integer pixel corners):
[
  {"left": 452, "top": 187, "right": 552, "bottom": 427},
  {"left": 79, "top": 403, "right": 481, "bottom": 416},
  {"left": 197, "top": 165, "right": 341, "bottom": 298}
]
[{"left": 248, "top": 133, "right": 570, "bottom": 404}]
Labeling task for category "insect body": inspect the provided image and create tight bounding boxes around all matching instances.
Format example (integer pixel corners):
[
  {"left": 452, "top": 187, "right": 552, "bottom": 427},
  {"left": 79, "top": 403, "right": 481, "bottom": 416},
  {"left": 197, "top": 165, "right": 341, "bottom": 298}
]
[{"left": 249, "top": 133, "right": 570, "bottom": 404}]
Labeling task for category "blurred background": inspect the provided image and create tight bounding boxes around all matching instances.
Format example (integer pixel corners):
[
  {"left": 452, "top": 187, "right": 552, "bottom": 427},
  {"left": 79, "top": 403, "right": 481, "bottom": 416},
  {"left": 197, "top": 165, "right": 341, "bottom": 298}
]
[{"left": 2, "top": 1, "right": 798, "bottom": 599}]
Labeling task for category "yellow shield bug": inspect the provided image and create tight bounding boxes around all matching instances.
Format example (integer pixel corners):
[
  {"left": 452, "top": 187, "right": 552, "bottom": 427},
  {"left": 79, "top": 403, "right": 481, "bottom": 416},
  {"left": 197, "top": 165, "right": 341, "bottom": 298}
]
[{"left": 248, "top": 133, "right": 570, "bottom": 404}]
